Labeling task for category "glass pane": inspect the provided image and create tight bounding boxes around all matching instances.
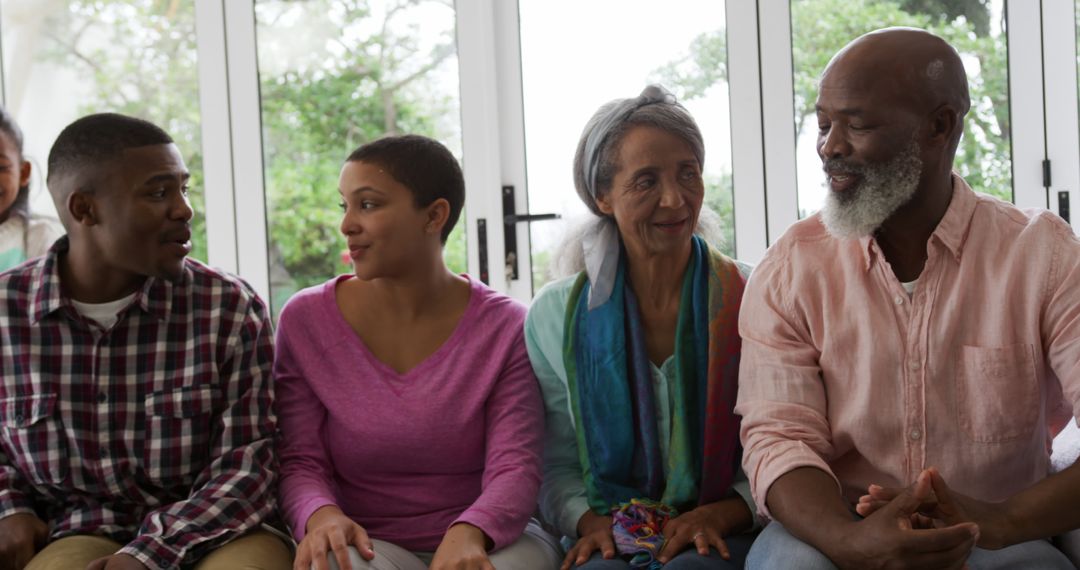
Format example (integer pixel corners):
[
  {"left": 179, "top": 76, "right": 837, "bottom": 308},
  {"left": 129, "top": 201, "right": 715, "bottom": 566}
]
[
  {"left": 256, "top": 0, "right": 465, "bottom": 316},
  {"left": 1, "top": 0, "right": 207, "bottom": 260},
  {"left": 791, "top": 0, "right": 1012, "bottom": 218},
  {"left": 519, "top": 0, "right": 734, "bottom": 292}
]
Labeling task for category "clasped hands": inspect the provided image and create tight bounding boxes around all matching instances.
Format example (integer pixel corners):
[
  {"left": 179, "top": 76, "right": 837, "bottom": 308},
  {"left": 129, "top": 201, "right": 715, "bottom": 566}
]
[
  {"left": 835, "top": 466, "right": 1013, "bottom": 570},
  {"left": 856, "top": 466, "right": 1011, "bottom": 550}
]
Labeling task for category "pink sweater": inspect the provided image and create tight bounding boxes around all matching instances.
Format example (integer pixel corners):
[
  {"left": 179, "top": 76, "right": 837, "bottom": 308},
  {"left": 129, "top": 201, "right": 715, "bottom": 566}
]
[{"left": 274, "top": 275, "right": 543, "bottom": 551}]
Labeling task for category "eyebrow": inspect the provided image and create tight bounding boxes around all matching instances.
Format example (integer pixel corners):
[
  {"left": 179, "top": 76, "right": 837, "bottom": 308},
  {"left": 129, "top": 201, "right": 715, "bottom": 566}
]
[
  {"left": 142, "top": 172, "right": 190, "bottom": 186},
  {"left": 344, "top": 186, "right": 386, "bottom": 196},
  {"left": 815, "top": 105, "right": 865, "bottom": 117}
]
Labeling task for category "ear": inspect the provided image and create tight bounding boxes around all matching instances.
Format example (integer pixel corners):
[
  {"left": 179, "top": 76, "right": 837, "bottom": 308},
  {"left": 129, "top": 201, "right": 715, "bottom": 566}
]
[
  {"left": 926, "top": 104, "right": 959, "bottom": 149},
  {"left": 67, "top": 190, "right": 98, "bottom": 227},
  {"left": 595, "top": 192, "right": 615, "bottom": 216},
  {"left": 424, "top": 198, "right": 451, "bottom": 236},
  {"left": 18, "top": 161, "right": 30, "bottom": 189}
]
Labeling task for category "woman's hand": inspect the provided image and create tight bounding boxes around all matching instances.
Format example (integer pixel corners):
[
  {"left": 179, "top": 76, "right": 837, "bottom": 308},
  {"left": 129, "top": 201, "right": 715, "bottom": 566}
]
[
  {"left": 561, "top": 510, "right": 615, "bottom": 570},
  {"left": 657, "top": 497, "right": 753, "bottom": 563},
  {"left": 429, "top": 523, "right": 494, "bottom": 570},
  {"left": 294, "top": 505, "right": 374, "bottom": 570}
]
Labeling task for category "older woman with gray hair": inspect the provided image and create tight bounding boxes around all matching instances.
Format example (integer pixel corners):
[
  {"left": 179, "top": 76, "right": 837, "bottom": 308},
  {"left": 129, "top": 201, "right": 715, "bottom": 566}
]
[{"left": 524, "top": 85, "right": 757, "bottom": 570}]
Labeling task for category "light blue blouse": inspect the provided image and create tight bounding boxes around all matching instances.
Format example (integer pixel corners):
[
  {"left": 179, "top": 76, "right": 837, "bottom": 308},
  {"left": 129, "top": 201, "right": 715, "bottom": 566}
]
[{"left": 524, "top": 274, "right": 757, "bottom": 540}]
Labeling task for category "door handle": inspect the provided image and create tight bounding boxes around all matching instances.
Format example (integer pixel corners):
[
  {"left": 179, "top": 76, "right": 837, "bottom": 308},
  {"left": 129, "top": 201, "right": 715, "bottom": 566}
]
[{"left": 502, "top": 185, "right": 560, "bottom": 281}]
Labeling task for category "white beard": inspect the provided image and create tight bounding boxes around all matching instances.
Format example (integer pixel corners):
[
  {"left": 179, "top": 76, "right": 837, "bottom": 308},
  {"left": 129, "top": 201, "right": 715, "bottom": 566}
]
[{"left": 820, "top": 141, "right": 923, "bottom": 239}]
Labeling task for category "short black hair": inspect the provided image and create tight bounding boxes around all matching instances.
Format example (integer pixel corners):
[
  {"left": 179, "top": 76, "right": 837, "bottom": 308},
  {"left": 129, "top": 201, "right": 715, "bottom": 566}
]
[
  {"left": 0, "top": 106, "right": 28, "bottom": 219},
  {"left": 346, "top": 135, "right": 464, "bottom": 243},
  {"left": 47, "top": 113, "right": 173, "bottom": 188}
]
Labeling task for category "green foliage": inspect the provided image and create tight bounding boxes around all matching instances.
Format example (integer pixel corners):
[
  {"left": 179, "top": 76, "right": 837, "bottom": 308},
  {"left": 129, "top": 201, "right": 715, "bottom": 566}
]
[
  {"left": 653, "top": 31, "right": 728, "bottom": 101},
  {"left": 704, "top": 172, "right": 735, "bottom": 257}
]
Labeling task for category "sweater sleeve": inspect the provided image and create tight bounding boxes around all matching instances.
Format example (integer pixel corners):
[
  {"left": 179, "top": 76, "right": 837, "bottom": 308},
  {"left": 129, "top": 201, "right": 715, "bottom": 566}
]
[
  {"left": 452, "top": 325, "right": 545, "bottom": 551},
  {"left": 274, "top": 299, "right": 340, "bottom": 540},
  {"left": 524, "top": 278, "right": 591, "bottom": 539}
]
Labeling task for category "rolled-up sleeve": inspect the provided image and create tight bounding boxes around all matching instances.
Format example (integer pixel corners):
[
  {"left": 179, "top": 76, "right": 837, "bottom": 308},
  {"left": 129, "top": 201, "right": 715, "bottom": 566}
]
[{"left": 734, "top": 254, "right": 841, "bottom": 519}]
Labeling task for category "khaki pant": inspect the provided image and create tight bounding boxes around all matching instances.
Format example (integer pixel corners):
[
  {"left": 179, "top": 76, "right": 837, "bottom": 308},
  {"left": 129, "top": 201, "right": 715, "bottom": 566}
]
[{"left": 26, "top": 530, "right": 291, "bottom": 570}]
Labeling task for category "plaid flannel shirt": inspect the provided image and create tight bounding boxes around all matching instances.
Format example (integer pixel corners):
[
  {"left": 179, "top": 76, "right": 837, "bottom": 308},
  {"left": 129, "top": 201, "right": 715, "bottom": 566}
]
[{"left": 0, "top": 238, "right": 278, "bottom": 569}]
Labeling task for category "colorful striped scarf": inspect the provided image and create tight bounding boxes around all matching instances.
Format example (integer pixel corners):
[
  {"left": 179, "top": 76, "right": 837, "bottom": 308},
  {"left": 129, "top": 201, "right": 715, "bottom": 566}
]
[{"left": 563, "top": 236, "right": 744, "bottom": 560}]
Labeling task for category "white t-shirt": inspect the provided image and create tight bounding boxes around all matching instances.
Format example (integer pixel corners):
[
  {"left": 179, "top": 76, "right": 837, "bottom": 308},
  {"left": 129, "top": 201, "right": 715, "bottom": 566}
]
[{"left": 71, "top": 293, "right": 138, "bottom": 330}]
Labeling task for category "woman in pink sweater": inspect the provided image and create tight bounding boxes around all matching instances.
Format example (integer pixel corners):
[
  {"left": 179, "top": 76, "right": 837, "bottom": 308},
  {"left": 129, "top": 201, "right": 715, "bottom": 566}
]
[{"left": 274, "top": 135, "right": 559, "bottom": 570}]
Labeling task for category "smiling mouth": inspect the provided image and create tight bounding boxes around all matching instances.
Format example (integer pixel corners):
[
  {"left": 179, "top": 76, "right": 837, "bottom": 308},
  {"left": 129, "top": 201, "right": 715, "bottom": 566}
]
[
  {"left": 348, "top": 245, "right": 370, "bottom": 259},
  {"left": 827, "top": 171, "right": 861, "bottom": 193},
  {"left": 654, "top": 218, "right": 688, "bottom": 233}
]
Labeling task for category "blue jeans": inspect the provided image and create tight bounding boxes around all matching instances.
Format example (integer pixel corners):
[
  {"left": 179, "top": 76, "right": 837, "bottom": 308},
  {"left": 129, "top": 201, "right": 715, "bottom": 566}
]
[
  {"left": 573, "top": 533, "right": 755, "bottom": 569},
  {"left": 745, "top": 521, "right": 1074, "bottom": 570}
]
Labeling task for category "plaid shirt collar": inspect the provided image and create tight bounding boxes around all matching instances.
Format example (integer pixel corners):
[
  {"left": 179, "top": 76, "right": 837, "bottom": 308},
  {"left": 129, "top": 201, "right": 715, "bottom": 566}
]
[{"left": 28, "top": 236, "right": 186, "bottom": 326}]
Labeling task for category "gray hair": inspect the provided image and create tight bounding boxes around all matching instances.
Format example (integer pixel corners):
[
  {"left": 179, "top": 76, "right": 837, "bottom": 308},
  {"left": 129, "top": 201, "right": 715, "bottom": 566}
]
[{"left": 572, "top": 85, "right": 705, "bottom": 216}]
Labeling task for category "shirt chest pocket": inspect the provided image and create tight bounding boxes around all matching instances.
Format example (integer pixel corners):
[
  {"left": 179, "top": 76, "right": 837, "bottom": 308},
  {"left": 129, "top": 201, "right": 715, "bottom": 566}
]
[
  {"left": 0, "top": 394, "right": 69, "bottom": 486},
  {"left": 142, "top": 386, "right": 218, "bottom": 486},
  {"left": 955, "top": 343, "right": 1040, "bottom": 443}
]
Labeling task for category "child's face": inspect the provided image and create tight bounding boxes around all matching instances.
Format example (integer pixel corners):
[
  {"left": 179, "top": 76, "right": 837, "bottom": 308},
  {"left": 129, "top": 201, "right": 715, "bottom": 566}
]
[{"left": 0, "top": 130, "right": 28, "bottom": 223}]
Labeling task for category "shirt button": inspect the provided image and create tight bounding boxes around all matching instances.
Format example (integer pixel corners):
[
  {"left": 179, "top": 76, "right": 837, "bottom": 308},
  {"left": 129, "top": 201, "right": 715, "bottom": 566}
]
[
  {"left": 894, "top": 296, "right": 904, "bottom": 305},
  {"left": 908, "top": 360, "right": 920, "bottom": 370},
  {"left": 99, "top": 449, "right": 108, "bottom": 459},
  {"left": 97, "top": 392, "right": 107, "bottom": 403},
  {"left": 910, "top": 429, "right": 922, "bottom": 441}
]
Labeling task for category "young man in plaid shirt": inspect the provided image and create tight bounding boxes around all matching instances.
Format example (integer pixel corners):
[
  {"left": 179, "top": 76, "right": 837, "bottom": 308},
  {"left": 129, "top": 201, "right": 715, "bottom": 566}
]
[{"left": 0, "top": 114, "right": 289, "bottom": 570}]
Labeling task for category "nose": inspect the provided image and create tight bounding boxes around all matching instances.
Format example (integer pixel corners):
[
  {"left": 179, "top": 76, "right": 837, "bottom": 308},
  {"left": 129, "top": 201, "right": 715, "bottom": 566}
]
[
  {"left": 818, "top": 124, "right": 851, "bottom": 161},
  {"left": 657, "top": 178, "right": 686, "bottom": 209},
  {"left": 171, "top": 189, "right": 194, "bottom": 222},
  {"left": 340, "top": 209, "right": 359, "bottom": 237}
]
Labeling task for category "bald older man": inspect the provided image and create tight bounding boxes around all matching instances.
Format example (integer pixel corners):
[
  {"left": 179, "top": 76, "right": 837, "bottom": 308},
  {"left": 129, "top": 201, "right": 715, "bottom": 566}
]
[{"left": 736, "top": 28, "right": 1080, "bottom": 569}]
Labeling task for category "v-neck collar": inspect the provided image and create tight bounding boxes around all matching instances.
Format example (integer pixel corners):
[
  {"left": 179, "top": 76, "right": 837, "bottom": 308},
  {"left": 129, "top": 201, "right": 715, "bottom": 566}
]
[{"left": 325, "top": 274, "right": 481, "bottom": 394}]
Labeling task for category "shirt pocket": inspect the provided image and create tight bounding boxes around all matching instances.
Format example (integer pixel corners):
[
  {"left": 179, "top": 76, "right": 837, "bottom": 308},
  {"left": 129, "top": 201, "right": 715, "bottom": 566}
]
[
  {"left": 143, "top": 386, "right": 218, "bottom": 485},
  {"left": 955, "top": 343, "right": 1039, "bottom": 443},
  {"left": 0, "top": 393, "right": 69, "bottom": 485}
]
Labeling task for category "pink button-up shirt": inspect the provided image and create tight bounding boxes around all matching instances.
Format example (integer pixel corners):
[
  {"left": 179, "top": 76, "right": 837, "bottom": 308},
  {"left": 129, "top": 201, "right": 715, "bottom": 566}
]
[{"left": 736, "top": 175, "right": 1080, "bottom": 518}]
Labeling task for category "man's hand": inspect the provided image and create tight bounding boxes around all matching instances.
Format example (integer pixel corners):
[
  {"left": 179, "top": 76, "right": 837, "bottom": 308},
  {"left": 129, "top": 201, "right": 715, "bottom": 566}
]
[
  {"left": 429, "top": 523, "right": 494, "bottom": 570},
  {"left": 561, "top": 510, "right": 615, "bottom": 570},
  {"left": 656, "top": 497, "right": 752, "bottom": 563},
  {"left": 85, "top": 554, "right": 147, "bottom": 570},
  {"left": 0, "top": 513, "right": 47, "bottom": 570},
  {"left": 295, "top": 505, "right": 375, "bottom": 570},
  {"left": 857, "top": 466, "right": 1012, "bottom": 549},
  {"left": 827, "top": 470, "right": 979, "bottom": 570}
]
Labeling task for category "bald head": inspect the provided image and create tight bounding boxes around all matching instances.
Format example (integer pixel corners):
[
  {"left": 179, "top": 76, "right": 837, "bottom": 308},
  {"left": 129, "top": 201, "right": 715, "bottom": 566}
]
[{"left": 824, "top": 28, "right": 970, "bottom": 131}]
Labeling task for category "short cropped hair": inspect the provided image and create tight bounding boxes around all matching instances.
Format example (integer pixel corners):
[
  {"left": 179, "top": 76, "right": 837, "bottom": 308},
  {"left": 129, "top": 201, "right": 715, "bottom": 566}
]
[
  {"left": 573, "top": 100, "right": 705, "bottom": 217},
  {"left": 346, "top": 135, "right": 464, "bottom": 243},
  {"left": 0, "top": 106, "right": 28, "bottom": 218},
  {"left": 47, "top": 113, "right": 173, "bottom": 189}
]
